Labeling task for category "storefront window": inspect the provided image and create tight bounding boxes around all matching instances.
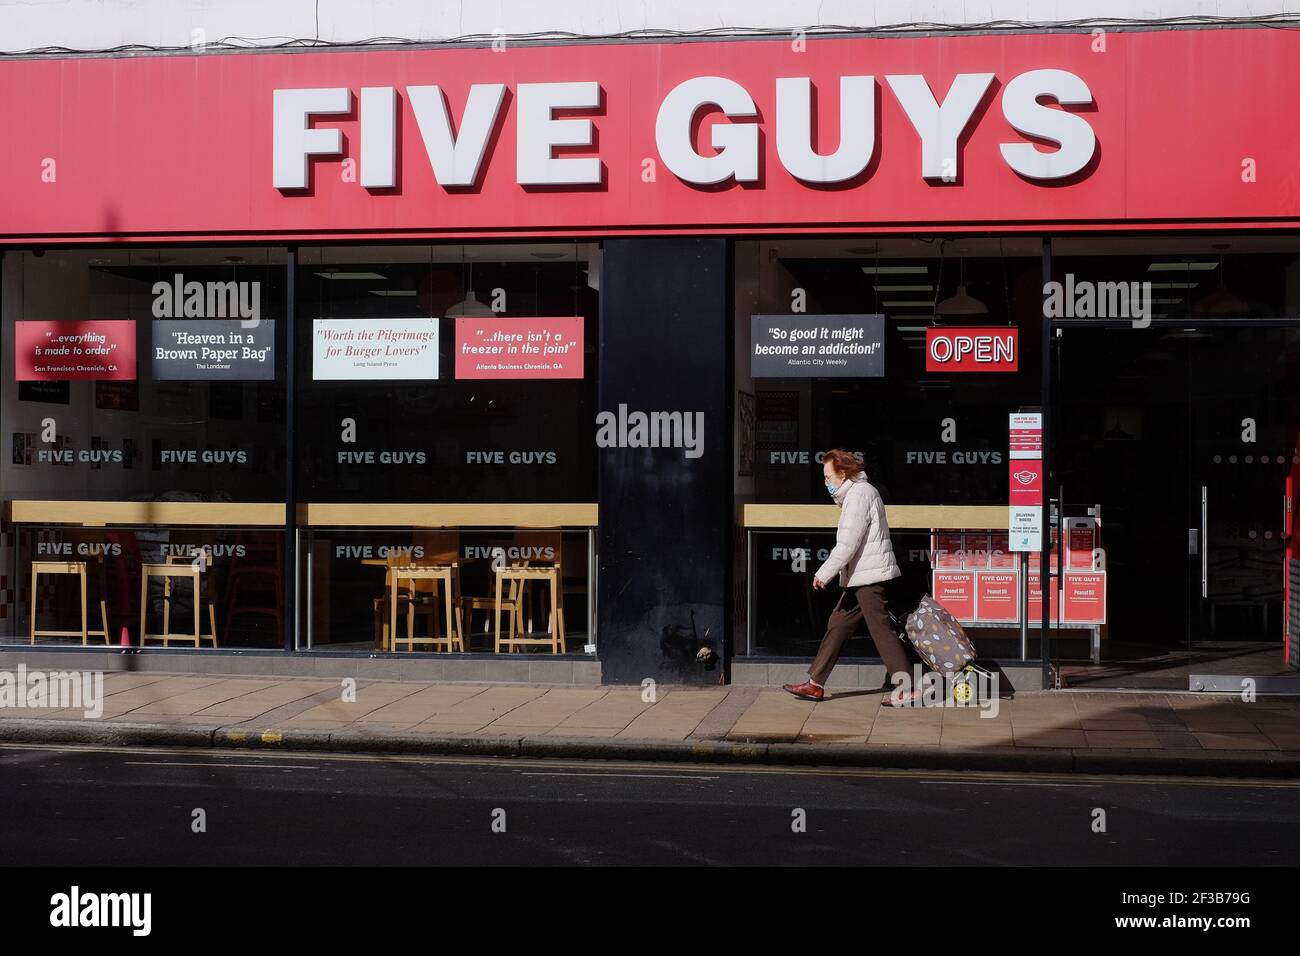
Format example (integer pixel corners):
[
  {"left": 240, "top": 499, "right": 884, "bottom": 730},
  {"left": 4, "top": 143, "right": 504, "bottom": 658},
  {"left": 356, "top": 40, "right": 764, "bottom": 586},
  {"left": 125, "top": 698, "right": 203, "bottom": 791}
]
[
  {"left": 734, "top": 237, "right": 1042, "bottom": 657},
  {"left": 296, "top": 243, "right": 599, "bottom": 654},
  {"left": 2, "top": 248, "right": 288, "bottom": 648}
]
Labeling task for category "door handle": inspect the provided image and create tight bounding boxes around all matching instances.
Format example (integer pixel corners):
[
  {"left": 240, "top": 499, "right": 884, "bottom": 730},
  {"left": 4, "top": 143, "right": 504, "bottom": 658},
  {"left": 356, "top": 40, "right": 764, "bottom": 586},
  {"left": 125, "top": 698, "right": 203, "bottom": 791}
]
[{"left": 1201, "top": 485, "right": 1208, "bottom": 599}]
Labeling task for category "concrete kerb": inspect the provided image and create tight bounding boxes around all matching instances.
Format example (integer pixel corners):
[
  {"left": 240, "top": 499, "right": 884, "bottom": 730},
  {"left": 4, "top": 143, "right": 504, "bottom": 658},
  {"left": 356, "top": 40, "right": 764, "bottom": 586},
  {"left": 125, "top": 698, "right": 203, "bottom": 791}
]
[
  {"left": 213, "top": 726, "right": 525, "bottom": 757},
  {"left": 215, "top": 726, "right": 336, "bottom": 753},
  {"left": 0, "top": 718, "right": 219, "bottom": 749},
  {"left": 327, "top": 729, "right": 524, "bottom": 757},
  {"left": 519, "top": 736, "right": 770, "bottom": 763},
  {"left": 3, "top": 718, "right": 1300, "bottom": 778},
  {"left": 764, "top": 742, "right": 1075, "bottom": 773}
]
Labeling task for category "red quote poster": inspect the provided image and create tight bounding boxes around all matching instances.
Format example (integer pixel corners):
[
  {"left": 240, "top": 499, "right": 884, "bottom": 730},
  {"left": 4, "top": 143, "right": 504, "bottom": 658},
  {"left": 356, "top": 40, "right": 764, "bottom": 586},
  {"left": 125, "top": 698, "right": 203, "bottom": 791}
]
[
  {"left": 455, "top": 316, "right": 584, "bottom": 380},
  {"left": 15, "top": 320, "right": 136, "bottom": 381}
]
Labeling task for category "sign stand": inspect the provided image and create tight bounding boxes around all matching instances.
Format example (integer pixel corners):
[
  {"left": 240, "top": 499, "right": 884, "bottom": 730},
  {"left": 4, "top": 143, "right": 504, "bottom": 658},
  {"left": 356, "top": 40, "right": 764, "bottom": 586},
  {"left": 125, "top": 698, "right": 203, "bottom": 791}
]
[
  {"left": 1009, "top": 411, "right": 1043, "bottom": 666},
  {"left": 1019, "top": 550, "right": 1030, "bottom": 660}
]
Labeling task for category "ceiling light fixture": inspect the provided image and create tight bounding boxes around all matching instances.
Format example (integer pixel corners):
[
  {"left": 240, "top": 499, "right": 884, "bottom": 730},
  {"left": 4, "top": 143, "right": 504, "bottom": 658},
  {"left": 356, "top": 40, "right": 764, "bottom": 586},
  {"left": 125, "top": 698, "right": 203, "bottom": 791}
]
[
  {"left": 936, "top": 284, "right": 988, "bottom": 315},
  {"left": 1147, "top": 262, "right": 1218, "bottom": 272},
  {"left": 1193, "top": 255, "right": 1248, "bottom": 314},
  {"left": 935, "top": 241, "right": 987, "bottom": 315},
  {"left": 446, "top": 290, "right": 493, "bottom": 317}
]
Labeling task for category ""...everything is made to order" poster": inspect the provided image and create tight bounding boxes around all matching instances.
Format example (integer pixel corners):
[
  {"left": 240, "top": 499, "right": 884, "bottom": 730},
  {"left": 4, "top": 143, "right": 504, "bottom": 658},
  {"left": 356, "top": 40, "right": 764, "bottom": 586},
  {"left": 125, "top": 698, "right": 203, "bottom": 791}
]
[{"left": 15, "top": 320, "right": 136, "bottom": 380}]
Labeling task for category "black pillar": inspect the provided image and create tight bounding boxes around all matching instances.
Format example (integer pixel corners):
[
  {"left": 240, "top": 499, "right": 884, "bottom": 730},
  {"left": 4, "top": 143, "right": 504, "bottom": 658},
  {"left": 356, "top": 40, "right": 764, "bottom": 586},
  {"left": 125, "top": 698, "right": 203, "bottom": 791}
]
[
  {"left": 597, "top": 238, "right": 730, "bottom": 684},
  {"left": 284, "top": 247, "right": 297, "bottom": 652},
  {"left": 1040, "top": 237, "right": 1053, "bottom": 688}
]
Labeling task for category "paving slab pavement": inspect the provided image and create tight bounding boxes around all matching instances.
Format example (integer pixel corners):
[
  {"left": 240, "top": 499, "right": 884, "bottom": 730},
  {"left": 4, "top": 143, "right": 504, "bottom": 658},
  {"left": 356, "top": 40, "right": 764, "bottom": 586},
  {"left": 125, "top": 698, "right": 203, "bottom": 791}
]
[{"left": 2, "top": 670, "right": 1300, "bottom": 776}]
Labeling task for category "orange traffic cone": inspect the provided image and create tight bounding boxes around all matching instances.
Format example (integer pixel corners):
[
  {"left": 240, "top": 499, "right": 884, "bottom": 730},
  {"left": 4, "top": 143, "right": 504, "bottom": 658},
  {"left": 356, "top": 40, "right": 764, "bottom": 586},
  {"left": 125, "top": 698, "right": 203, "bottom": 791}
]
[{"left": 119, "top": 625, "right": 131, "bottom": 648}]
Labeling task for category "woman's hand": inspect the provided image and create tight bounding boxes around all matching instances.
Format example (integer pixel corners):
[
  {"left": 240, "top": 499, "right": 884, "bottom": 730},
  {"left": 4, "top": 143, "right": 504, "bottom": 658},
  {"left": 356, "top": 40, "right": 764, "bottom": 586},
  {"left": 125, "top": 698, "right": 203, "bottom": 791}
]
[{"left": 812, "top": 576, "right": 826, "bottom": 590}]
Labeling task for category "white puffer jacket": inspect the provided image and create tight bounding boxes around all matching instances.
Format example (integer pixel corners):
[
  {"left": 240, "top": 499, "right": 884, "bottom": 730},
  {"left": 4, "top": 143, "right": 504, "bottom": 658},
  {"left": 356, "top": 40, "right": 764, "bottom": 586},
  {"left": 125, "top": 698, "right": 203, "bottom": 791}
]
[{"left": 814, "top": 475, "right": 901, "bottom": 588}]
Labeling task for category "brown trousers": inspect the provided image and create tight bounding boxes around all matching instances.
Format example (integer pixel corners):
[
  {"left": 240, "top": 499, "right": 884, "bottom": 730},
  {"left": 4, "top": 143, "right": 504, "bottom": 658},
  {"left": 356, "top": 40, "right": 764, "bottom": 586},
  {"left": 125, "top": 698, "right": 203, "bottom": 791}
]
[{"left": 809, "top": 583, "right": 911, "bottom": 686}]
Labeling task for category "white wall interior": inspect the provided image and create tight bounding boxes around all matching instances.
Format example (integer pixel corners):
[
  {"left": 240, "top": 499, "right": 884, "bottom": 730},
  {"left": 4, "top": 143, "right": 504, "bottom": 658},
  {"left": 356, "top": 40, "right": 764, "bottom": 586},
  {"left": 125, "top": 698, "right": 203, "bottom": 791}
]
[{"left": 1, "top": 0, "right": 1298, "bottom": 54}]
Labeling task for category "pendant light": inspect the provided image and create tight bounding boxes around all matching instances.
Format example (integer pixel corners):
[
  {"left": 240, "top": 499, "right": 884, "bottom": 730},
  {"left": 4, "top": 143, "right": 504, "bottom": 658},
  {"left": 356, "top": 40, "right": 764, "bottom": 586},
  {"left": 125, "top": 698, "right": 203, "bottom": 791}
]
[
  {"left": 445, "top": 289, "right": 493, "bottom": 317},
  {"left": 936, "top": 242, "right": 987, "bottom": 315},
  {"left": 1193, "top": 254, "right": 1248, "bottom": 314},
  {"left": 445, "top": 248, "right": 494, "bottom": 317}
]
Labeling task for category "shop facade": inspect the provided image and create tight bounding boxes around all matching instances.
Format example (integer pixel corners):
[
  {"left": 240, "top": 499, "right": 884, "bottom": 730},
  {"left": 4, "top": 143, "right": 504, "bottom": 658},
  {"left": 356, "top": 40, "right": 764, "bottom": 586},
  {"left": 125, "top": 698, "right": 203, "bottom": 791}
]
[{"left": 2, "top": 25, "right": 1299, "bottom": 688}]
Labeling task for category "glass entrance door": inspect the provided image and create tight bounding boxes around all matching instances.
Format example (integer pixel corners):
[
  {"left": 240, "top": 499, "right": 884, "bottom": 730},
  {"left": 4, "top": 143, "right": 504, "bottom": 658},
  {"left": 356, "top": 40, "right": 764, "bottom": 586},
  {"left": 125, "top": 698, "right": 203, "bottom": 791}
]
[
  {"left": 1187, "top": 327, "right": 1300, "bottom": 647},
  {"left": 1057, "top": 324, "right": 1299, "bottom": 680}
]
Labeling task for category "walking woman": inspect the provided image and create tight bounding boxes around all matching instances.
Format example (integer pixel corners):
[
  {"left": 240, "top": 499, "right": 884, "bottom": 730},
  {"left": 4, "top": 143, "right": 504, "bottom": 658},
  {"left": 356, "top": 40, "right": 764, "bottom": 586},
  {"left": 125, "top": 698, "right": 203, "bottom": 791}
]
[{"left": 782, "top": 449, "right": 923, "bottom": 705}]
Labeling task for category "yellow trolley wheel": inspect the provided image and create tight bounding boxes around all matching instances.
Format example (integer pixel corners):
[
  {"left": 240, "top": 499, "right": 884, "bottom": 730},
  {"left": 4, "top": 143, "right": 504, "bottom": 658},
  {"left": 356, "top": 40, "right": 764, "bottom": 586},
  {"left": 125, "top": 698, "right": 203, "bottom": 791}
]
[{"left": 952, "top": 680, "right": 974, "bottom": 704}]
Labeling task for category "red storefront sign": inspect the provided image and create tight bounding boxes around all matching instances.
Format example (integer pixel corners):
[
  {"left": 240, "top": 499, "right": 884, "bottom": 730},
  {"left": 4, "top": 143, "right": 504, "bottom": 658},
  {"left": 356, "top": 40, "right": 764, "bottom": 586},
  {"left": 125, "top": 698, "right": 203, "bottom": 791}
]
[
  {"left": 15, "top": 321, "right": 136, "bottom": 381},
  {"left": 933, "top": 571, "right": 975, "bottom": 620},
  {"left": 1008, "top": 458, "right": 1044, "bottom": 506},
  {"left": 1027, "top": 570, "right": 1060, "bottom": 623},
  {"left": 454, "top": 317, "right": 584, "bottom": 380},
  {"left": 925, "top": 328, "right": 1018, "bottom": 372},
  {"left": 1008, "top": 418, "right": 1043, "bottom": 456},
  {"left": 976, "top": 571, "right": 1019, "bottom": 622},
  {"left": 1066, "top": 517, "right": 1099, "bottom": 569},
  {"left": 3, "top": 29, "right": 1300, "bottom": 243},
  {"left": 1063, "top": 572, "right": 1107, "bottom": 624},
  {"left": 1009, "top": 412, "right": 1043, "bottom": 552},
  {"left": 989, "top": 532, "right": 1015, "bottom": 569},
  {"left": 931, "top": 532, "right": 965, "bottom": 569},
  {"left": 963, "top": 533, "right": 991, "bottom": 569}
]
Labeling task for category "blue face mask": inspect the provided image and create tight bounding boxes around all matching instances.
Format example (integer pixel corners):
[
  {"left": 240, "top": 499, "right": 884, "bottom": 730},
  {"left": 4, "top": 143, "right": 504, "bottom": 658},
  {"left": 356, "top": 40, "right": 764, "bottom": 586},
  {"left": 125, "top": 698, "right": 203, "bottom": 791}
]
[{"left": 825, "top": 478, "right": 841, "bottom": 497}]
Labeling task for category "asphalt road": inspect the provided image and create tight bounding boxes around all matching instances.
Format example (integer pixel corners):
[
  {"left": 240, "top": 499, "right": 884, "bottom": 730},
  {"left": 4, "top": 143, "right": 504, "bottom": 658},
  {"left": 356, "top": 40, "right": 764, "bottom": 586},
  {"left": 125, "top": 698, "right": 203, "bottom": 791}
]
[{"left": 1, "top": 743, "right": 1296, "bottom": 866}]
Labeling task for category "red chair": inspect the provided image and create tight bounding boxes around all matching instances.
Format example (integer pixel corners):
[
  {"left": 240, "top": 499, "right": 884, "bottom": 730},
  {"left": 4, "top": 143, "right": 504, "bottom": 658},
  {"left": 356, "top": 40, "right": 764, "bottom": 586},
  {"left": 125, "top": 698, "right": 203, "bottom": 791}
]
[{"left": 223, "top": 532, "right": 283, "bottom": 640}]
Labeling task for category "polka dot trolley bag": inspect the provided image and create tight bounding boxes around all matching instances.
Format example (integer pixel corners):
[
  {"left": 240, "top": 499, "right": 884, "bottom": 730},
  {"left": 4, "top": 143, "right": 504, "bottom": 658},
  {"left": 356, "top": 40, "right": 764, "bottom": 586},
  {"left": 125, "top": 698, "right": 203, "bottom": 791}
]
[{"left": 903, "top": 595, "right": 977, "bottom": 673}]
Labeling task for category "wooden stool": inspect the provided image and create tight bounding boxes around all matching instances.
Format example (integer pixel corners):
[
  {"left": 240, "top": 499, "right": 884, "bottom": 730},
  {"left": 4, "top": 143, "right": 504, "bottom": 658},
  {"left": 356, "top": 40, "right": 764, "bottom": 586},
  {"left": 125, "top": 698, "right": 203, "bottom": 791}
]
[
  {"left": 139, "top": 559, "right": 218, "bottom": 648},
  {"left": 461, "top": 570, "right": 525, "bottom": 652},
  {"left": 29, "top": 561, "right": 109, "bottom": 645},
  {"left": 388, "top": 564, "right": 461, "bottom": 652},
  {"left": 494, "top": 564, "right": 566, "bottom": 654}
]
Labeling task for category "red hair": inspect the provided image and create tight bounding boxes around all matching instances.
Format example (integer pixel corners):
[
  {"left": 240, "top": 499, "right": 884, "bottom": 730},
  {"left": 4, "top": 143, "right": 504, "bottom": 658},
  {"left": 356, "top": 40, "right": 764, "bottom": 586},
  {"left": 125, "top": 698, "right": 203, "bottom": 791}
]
[{"left": 822, "top": 448, "right": 864, "bottom": 480}]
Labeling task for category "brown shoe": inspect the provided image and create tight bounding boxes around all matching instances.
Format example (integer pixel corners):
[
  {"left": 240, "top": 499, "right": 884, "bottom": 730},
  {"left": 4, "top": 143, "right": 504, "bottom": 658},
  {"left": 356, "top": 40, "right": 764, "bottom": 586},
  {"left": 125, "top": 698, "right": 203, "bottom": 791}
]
[{"left": 782, "top": 680, "right": 824, "bottom": 702}]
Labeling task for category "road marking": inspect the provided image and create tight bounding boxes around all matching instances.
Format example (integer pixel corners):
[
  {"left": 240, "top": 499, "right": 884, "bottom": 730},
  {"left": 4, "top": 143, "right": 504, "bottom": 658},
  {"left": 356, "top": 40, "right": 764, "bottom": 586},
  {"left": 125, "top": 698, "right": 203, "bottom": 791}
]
[
  {"left": 919, "top": 780, "right": 1102, "bottom": 788},
  {"left": 521, "top": 771, "right": 720, "bottom": 780},
  {"left": 123, "top": 761, "right": 321, "bottom": 770},
  {"left": 5, "top": 742, "right": 1298, "bottom": 788}
]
